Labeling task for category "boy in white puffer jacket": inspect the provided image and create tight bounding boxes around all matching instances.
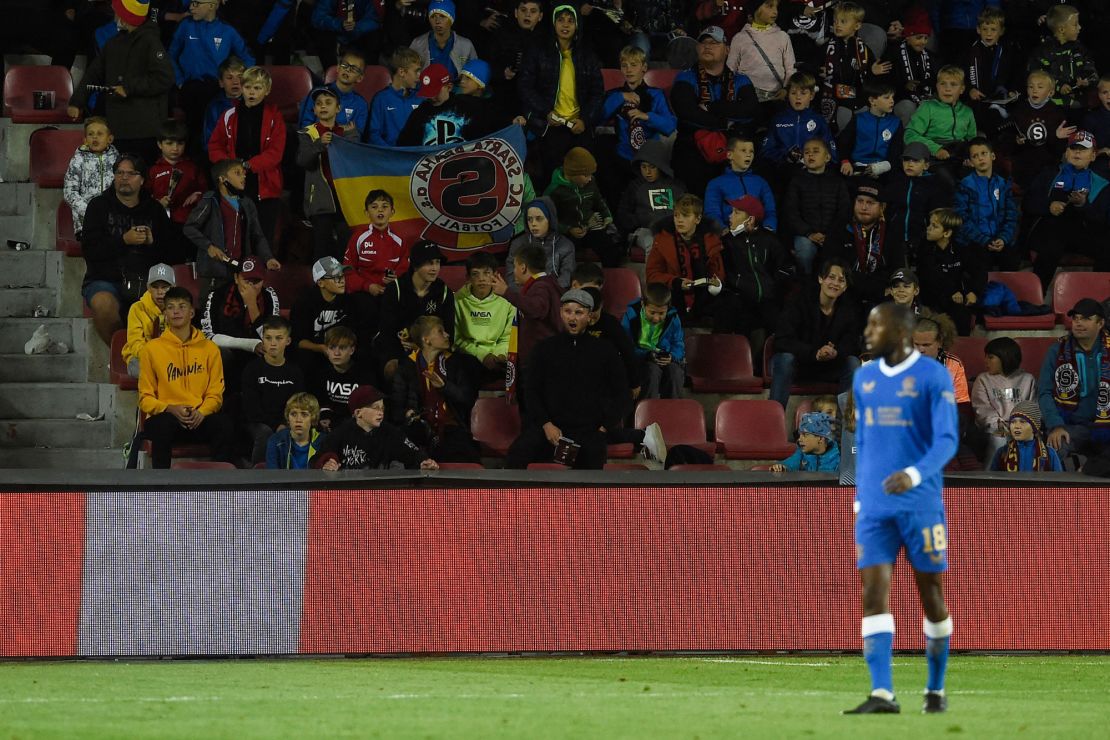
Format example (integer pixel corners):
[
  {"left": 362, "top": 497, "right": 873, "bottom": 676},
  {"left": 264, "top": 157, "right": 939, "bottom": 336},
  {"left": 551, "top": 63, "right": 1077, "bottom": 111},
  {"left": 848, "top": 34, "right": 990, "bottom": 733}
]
[{"left": 63, "top": 116, "right": 120, "bottom": 237}]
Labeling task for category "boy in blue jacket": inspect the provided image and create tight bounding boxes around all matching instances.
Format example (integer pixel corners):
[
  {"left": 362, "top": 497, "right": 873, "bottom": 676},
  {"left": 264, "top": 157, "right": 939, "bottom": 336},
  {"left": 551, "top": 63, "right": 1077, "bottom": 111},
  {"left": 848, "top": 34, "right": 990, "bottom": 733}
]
[
  {"left": 760, "top": 72, "right": 837, "bottom": 172},
  {"left": 771, "top": 411, "right": 840, "bottom": 472},
  {"left": 836, "top": 81, "right": 903, "bottom": 179},
  {"left": 170, "top": 0, "right": 254, "bottom": 153},
  {"left": 621, "top": 283, "right": 686, "bottom": 399},
  {"left": 297, "top": 48, "right": 372, "bottom": 139},
  {"left": 600, "top": 46, "right": 676, "bottom": 165},
  {"left": 954, "top": 137, "right": 1020, "bottom": 269},
  {"left": 704, "top": 133, "right": 777, "bottom": 232},
  {"left": 368, "top": 47, "right": 423, "bottom": 147}
]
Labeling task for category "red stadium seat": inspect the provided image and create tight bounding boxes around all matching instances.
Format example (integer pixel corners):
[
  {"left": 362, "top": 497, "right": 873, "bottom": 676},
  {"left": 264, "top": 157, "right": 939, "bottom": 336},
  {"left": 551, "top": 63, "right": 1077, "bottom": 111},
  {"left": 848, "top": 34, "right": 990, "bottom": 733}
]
[
  {"left": 607, "top": 442, "right": 635, "bottom": 459},
  {"left": 952, "top": 336, "right": 988, "bottom": 381},
  {"left": 634, "top": 399, "right": 715, "bottom": 457},
  {"left": 984, "top": 271, "right": 1054, "bottom": 330},
  {"left": 1051, "top": 271, "right": 1110, "bottom": 327},
  {"left": 262, "top": 65, "right": 313, "bottom": 124},
  {"left": 173, "top": 264, "right": 200, "bottom": 304},
  {"left": 602, "top": 68, "right": 625, "bottom": 91},
  {"left": 437, "top": 462, "right": 485, "bottom": 469},
  {"left": 3, "top": 65, "right": 72, "bottom": 123},
  {"left": 604, "top": 463, "right": 649, "bottom": 470},
  {"left": 327, "top": 64, "right": 393, "bottom": 104},
  {"left": 439, "top": 265, "right": 468, "bottom": 293},
  {"left": 266, "top": 264, "right": 313, "bottom": 311},
  {"left": 527, "top": 462, "right": 568, "bottom": 470},
  {"left": 29, "top": 128, "right": 85, "bottom": 188},
  {"left": 792, "top": 399, "right": 813, "bottom": 432},
  {"left": 601, "top": 267, "right": 642, "bottom": 317},
  {"left": 761, "top": 335, "right": 838, "bottom": 393},
  {"left": 471, "top": 397, "right": 520, "bottom": 456},
  {"left": 686, "top": 334, "right": 762, "bottom": 393},
  {"left": 714, "top": 400, "right": 796, "bottom": 460},
  {"left": 171, "top": 461, "right": 237, "bottom": 469},
  {"left": 644, "top": 69, "right": 679, "bottom": 96},
  {"left": 109, "top": 330, "right": 137, "bottom": 391},
  {"left": 749, "top": 464, "right": 776, "bottom": 471},
  {"left": 56, "top": 202, "right": 81, "bottom": 256},
  {"left": 669, "top": 464, "right": 731, "bottom": 471},
  {"left": 1015, "top": 336, "right": 1058, "bottom": 378}
]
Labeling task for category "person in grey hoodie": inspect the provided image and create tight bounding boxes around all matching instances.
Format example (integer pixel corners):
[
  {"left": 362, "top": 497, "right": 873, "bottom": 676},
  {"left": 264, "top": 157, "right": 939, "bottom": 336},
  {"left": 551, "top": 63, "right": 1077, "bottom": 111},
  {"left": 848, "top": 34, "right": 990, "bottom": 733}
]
[
  {"left": 616, "top": 139, "right": 686, "bottom": 257},
  {"left": 505, "top": 197, "right": 575, "bottom": 291}
]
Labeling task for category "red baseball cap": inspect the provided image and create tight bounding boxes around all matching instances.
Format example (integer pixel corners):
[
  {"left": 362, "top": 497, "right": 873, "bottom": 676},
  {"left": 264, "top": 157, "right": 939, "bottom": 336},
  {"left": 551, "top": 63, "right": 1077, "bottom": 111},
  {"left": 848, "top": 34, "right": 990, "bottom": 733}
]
[
  {"left": 238, "top": 258, "right": 266, "bottom": 281},
  {"left": 417, "top": 63, "right": 452, "bottom": 99},
  {"left": 726, "top": 195, "right": 765, "bottom": 224}
]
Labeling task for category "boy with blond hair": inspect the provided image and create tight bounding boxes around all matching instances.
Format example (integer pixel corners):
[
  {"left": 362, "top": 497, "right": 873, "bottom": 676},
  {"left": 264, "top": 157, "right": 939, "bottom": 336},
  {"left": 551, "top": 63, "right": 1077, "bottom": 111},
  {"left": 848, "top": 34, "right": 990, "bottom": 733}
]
[
  {"left": 63, "top": 116, "right": 119, "bottom": 237},
  {"left": 208, "top": 65, "right": 286, "bottom": 251},
  {"left": 820, "top": 2, "right": 891, "bottom": 131},
  {"left": 266, "top": 392, "right": 327, "bottom": 470},
  {"left": 1029, "top": 4, "right": 1097, "bottom": 111},
  {"left": 368, "top": 47, "right": 424, "bottom": 147},
  {"left": 905, "top": 65, "right": 977, "bottom": 186}
]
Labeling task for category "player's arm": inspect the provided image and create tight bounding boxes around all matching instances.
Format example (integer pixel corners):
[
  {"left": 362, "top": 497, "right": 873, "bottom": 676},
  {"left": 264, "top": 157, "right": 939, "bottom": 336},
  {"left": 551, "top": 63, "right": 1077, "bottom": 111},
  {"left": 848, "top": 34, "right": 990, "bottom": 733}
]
[{"left": 898, "top": 372, "right": 959, "bottom": 491}]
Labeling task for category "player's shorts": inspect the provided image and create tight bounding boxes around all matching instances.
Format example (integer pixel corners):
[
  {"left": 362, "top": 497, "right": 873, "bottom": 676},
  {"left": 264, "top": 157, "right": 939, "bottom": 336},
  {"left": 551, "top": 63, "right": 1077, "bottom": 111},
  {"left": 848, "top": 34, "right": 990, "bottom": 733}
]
[{"left": 855, "top": 509, "right": 949, "bottom": 573}]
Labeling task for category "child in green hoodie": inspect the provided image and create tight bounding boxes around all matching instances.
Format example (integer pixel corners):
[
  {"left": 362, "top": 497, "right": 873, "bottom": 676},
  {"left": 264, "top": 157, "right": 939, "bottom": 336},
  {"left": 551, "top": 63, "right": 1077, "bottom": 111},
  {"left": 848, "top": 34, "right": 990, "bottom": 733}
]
[
  {"left": 905, "top": 65, "right": 977, "bottom": 187},
  {"left": 545, "top": 146, "right": 622, "bottom": 266},
  {"left": 453, "top": 251, "right": 516, "bottom": 379}
]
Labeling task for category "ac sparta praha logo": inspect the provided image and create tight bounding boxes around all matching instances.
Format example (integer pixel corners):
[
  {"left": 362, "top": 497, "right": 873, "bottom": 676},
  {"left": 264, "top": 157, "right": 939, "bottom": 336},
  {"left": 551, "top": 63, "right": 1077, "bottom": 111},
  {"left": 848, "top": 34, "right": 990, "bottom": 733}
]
[{"left": 410, "top": 137, "right": 524, "bottom": 241}]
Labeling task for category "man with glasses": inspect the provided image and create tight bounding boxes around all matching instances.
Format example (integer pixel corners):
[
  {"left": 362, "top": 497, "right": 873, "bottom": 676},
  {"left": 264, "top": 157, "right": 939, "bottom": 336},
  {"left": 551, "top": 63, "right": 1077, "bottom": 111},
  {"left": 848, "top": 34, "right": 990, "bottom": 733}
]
[
  {"left": 297, "top": 48, "right": 372, "bottom": 139},
  {"left": 81, "top": 154, "right": 176, "bottom": 345}
]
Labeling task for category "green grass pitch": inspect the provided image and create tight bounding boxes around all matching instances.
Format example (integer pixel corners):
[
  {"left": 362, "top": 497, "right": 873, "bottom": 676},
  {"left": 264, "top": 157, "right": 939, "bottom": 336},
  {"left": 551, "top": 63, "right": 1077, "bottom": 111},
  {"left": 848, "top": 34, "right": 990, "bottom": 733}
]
[{"left": 2, "top": 655, "right": 1107, "bottom": 738}]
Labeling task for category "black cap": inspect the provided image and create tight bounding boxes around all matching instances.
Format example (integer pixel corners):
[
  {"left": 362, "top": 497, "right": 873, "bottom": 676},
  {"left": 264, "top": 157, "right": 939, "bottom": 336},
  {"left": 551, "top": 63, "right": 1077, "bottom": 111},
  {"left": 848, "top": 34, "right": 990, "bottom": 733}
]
[
  {"left": 409, "top": 240, "right": 443, "bottom": 268},
  {"left": 889, "top": 268, "right": 919, "bottom": 286},
  {"left": 1067, "top": 298, "right": 1106, "bottom": 319},
  {"left": 854, "top": 182, "right": 883, "bottom": 202}
]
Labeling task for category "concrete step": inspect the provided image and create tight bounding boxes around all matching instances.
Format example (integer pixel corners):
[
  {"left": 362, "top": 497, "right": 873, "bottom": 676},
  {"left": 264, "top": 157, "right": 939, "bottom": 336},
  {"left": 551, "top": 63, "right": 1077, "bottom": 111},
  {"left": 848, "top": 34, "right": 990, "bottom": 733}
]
[
  {"left": 0, "top": 182, "right": 35, "bottom": 217},
  {"left": 0, "top": 382, "right": 110, "bottom": 419},
  {"left": 0, "top": 249, "right": 63, "bottom": 288},
  {"left": 0, "top": 288, "right": 60, "bottom": 318},
  {"left": 0, "top": 214, "right": 35, "bottom": 245},
  {"left": 0, "top": 317, "right": 87, "bottom": 354},
  {"left": 0, "top": 353, "right": 87, "bottom": 382},
  {"left": 0, "top": 446, "right": 123, "bottom": 469},
  {"left": 0, "top": 418, "right": 113, "bottom": 448}
]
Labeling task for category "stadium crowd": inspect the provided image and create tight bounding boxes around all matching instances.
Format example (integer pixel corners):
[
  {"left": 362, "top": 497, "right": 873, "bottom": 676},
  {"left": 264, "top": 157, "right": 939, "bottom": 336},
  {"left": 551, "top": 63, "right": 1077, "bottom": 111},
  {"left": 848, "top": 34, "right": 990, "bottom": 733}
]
[{"left": 8, "top": 0, "right": 1110, "bottom": 471}]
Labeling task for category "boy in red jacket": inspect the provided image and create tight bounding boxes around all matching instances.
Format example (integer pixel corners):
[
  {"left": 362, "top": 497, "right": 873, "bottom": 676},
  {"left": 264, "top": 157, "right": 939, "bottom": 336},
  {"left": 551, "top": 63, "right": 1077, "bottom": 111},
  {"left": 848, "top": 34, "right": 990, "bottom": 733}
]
[
  {"left": 146, "top": 119, "right": 207, "bottom": 261},
  {"left": 343, "top": 189, "right": 410, "bottom": 297},
  {"left": 208, "top": 65, "right": 286, "bottom": 256}
]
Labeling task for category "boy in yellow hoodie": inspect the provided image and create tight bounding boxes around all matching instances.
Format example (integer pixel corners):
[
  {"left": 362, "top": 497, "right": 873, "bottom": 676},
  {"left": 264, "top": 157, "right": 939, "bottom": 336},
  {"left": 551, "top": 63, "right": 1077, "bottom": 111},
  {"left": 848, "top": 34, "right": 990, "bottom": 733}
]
[
  {"left": 138, "top": 286, "right": 236, "bottom": 468},
  {"left": 123, "top": 263, "right": 175, "bottom": 377}
]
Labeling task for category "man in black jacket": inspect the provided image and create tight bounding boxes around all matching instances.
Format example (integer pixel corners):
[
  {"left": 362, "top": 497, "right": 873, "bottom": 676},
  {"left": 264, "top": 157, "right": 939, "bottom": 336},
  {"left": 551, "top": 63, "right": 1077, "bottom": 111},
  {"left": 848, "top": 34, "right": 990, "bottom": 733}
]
[
  {"left": 81, "top": 154, "right": 175, "bottom": 344},
  {"left": 517, "top": 4, "right": 604, "bottom": 183},
  {"left": 315, "top": 385, "right": 439, "bottom": 471},
  {"left": 822, "top": 181, "right": 906, "bottom": 309},
  {"left": 507, "top": 288, "right": 630, "bottom": 469},
  {"left": 769, "top": 258, "right": 862, "bottom": 410}
]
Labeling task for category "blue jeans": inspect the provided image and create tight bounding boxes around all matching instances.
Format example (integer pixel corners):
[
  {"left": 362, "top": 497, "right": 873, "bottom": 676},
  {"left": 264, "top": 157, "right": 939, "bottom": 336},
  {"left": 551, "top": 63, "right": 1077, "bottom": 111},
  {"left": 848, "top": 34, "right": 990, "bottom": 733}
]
[
  {"left": 792, "top": 236, "right": 818, "bottom": 275},
  {"left": 769, "top": 352, "right": 861, "bottom": 409}
]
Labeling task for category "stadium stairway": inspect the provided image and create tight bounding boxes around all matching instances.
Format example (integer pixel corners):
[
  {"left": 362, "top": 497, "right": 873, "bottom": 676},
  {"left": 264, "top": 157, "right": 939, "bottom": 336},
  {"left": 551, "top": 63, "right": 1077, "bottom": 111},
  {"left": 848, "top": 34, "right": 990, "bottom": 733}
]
[{"left": 0, "top": 196, "right": 132, "bottom": 469}]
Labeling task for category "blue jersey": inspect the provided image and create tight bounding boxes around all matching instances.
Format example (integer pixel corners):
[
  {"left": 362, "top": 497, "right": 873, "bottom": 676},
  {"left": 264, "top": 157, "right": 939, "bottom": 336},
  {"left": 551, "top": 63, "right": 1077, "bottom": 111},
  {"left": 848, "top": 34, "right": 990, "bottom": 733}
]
[{"left": 853, "top": 351, "right": 958, "bottom": 514}]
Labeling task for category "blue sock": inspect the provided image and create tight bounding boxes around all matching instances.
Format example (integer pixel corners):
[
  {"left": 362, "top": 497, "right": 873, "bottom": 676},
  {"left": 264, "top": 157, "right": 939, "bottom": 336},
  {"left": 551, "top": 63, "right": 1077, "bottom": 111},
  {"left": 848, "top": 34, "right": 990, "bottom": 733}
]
[
  {"left": 924, "top": 617, "right": 953, "bottom": 693},
  {"left": 862, "top": 614, "right": 895, "bottom": 695}
]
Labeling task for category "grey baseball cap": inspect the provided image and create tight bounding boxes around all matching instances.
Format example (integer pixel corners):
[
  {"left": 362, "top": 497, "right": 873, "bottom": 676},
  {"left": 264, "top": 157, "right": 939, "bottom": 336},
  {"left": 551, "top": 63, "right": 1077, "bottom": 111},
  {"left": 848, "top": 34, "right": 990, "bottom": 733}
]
[
  {"left": 147, "top": 263, "right": 175, "bottom": 285},
  {"left": 560, "top": 288, "right": 595, "bottom": 310}
]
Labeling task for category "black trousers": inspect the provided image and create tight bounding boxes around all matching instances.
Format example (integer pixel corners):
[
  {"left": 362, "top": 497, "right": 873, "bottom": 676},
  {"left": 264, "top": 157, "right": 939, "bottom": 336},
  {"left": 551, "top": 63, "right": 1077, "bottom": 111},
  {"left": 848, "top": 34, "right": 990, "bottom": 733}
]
[
  {"left": 144, "top": 410, "right": 236, "bottom": 469},
  {"left": 506, "top": 425, "right": 608, "bottom": 470}
]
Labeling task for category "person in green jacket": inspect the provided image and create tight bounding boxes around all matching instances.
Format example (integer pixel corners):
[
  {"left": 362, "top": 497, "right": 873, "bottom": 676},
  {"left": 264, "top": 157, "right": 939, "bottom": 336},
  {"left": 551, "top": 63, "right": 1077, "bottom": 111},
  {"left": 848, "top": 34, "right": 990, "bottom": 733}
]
[
  {"left": 904, "top": 65, "right": 977, "bottom": 188},
  {"left": 453, "top": 251, "right": 516, "bottom": 380},
  {"left": 544, "top": 146, "right": 623, "bottom": 266}
]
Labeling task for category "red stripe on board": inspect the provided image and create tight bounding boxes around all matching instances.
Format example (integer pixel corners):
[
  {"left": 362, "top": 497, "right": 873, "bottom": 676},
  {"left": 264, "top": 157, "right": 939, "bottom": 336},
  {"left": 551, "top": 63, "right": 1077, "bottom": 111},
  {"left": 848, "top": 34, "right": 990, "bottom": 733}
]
[
  {"left": 299, "top": 486, "right": 1110, "bottom": 654},
  {"left": 0, "top": 493, "right": 85, "bottom": 656}
]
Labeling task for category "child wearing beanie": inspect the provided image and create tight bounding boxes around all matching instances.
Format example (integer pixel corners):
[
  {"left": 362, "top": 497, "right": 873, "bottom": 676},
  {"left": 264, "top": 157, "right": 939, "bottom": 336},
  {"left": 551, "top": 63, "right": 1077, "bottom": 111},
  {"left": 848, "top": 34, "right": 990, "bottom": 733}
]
[
  {"left": 989, "top": 401, "right": 1063, "bottom": 472},
  {"left": 545, "top": 147, "right": 622, "bottom": 266},
  {"left": 771, "top": 412, "right": 840, "bottom": 472}
]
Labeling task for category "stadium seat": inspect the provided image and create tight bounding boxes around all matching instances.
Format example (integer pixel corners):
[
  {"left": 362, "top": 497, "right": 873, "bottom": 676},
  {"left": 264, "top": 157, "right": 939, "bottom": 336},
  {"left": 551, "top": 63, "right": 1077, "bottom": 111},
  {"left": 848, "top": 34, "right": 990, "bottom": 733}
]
[
  {"left": 686, "top": 334, "right": 762, "bottom": 393},
  {"left": 471, "top": 398, "right": 520, "bottom": 456},
  {"left": 262, "top": 65, "right": 313, "bottom": 124},
  {"left": 1051, "top": 271, "right": 1110, "bottom": 327},
  {"left": 527, "top": 462, "right": 568, "bottom": 470},
  {"left": 603, "top": 463, "right": 648, "bottom": 470},
  {"left": 792, "top": 399, "right": 812, "bottom": 432},
  {"left": 439, "top": 265, "right": 468, "bottom": 293},
  {"left": 266, "top": 264, "right": 313, "bottom": 311},
  {"left": 1016, "top": 336, "right": 1058, "bottom": 377},
  {"left": 173, "top": 263, "right": 200, "bottom": 303},
  {"left": 56, "top": 202, "right": 81, "bottom": 256},
  {"left": 952, "top": 336, "right": 988, "bottom": 381},
  {"left": 714, "top": 400, "right": 796, "bottom": 460},
  {"left": 437, "top": 462, "right": 484, "bottom": 469},
  {"left": 761, "top": 336, "right": 839, "bottom": 393},
  {"left": 633, "top": 399, "right": 716, "bottom": 456},
  {"left": 601, "top": 267, "right": 642, "bottom": 317},
  {"left": 3, "top": 65, "right": 72, "bottom": 123},
  {"left": 601, "top": 68, "right": 625, "bottom": 91},
  {"left": 984, "top": 271, "right": 1054, "bottom": 330},
  {"left": 323, "top": 64, "right": 393, "bottom": 104},
  {"left": 171, "top": 461, "right": 237, "bottom": 469},
  {"left": 644, "top": 69, "right": 679, "bottom": 96},
  {"left": 606, "top": 442, "right": 636, "bottom": 459},
  {"left": 748, "top": 464, "right": 776, "bottom": 471},
  {"left": 669, "top": 464, "right": 731, "bottom": 471},
  {"left": 29, "top": 128, "right": 85, "bottom": 188},
  {"left": 109, "top": 330, "right": 137, "bottom": 391}
]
